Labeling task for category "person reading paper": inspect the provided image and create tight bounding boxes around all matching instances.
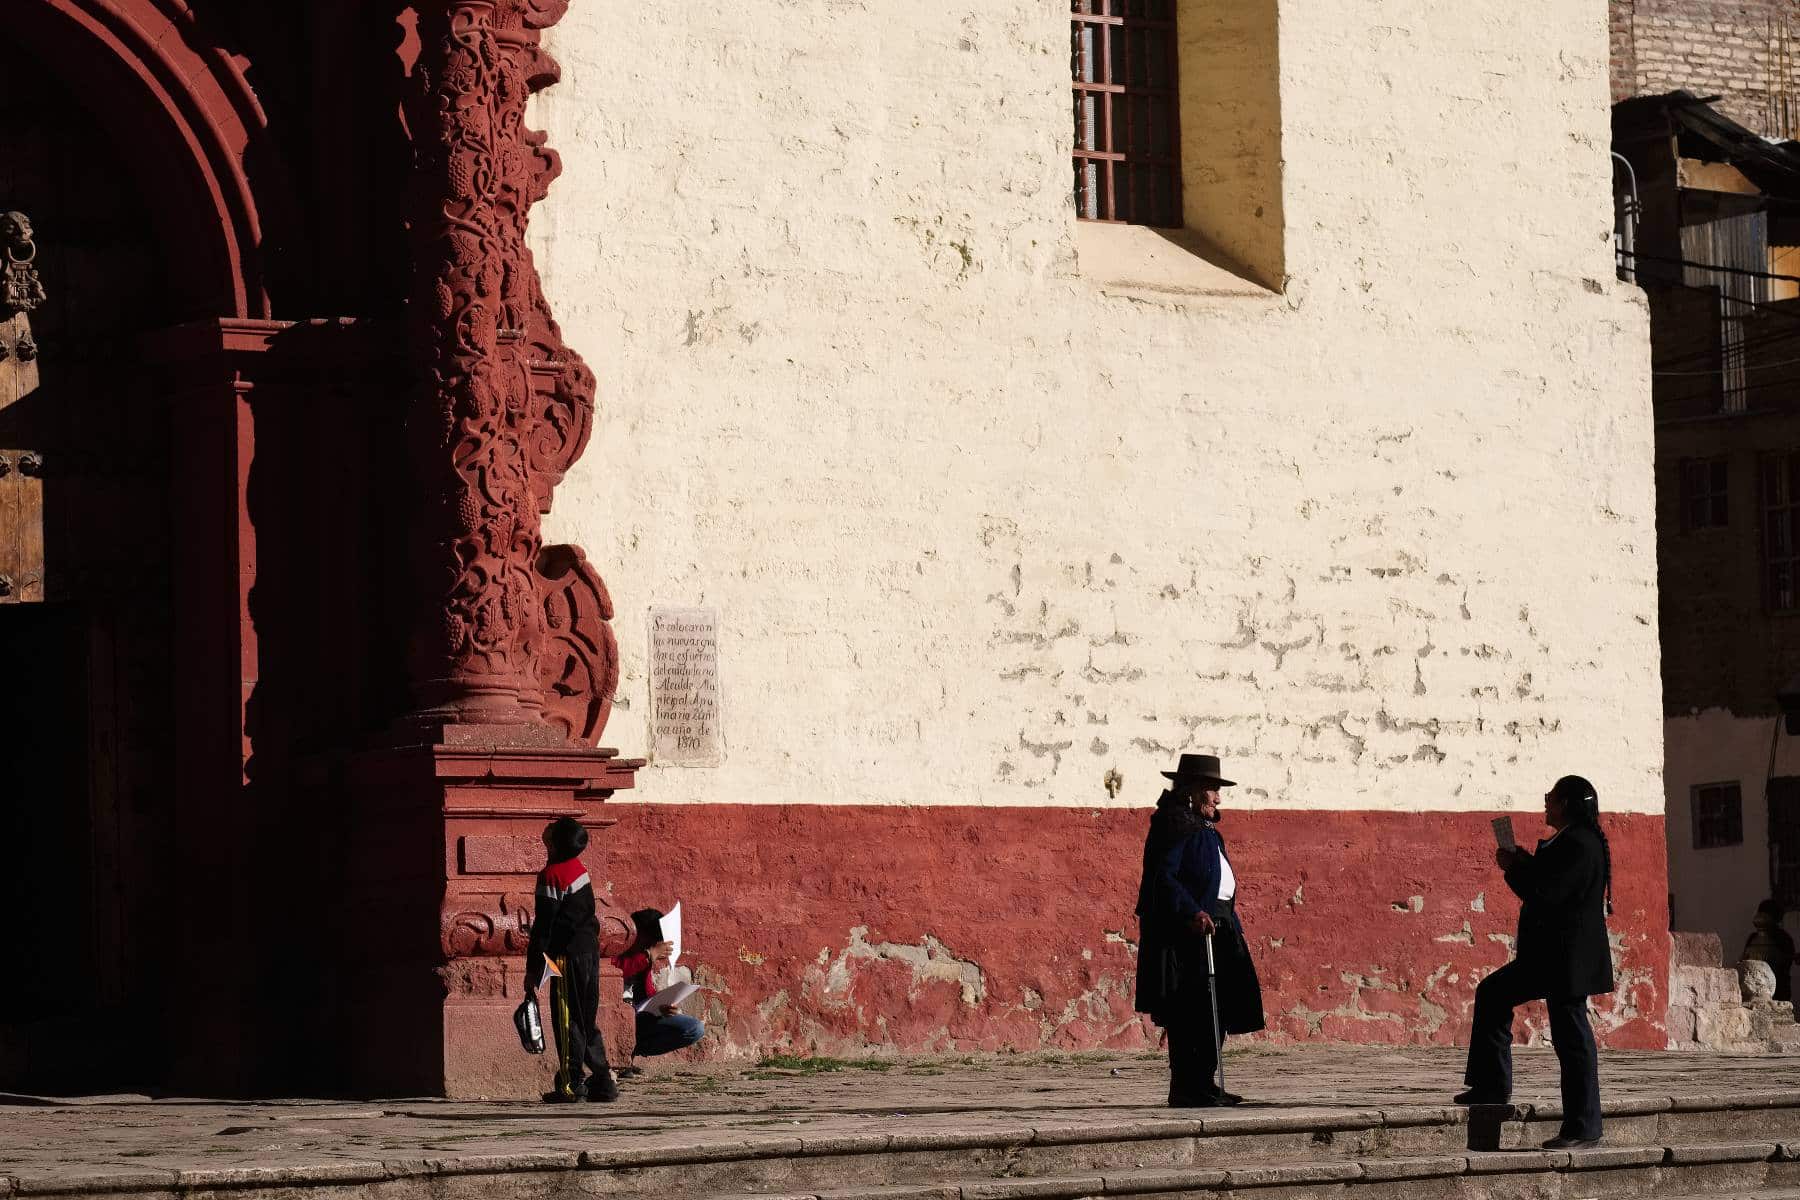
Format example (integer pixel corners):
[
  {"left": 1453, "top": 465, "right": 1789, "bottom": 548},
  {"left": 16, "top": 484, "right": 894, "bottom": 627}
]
[
  {"left": 611, "top": 907, "right": 705, "bottom": 1072},
  {"left": 1457, "top": 776, "right": 1615, "bottom": 1149}
]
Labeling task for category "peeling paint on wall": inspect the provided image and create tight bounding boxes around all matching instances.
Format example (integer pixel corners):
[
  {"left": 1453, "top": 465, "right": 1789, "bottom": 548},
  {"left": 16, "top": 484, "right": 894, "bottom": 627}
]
[
  {"left": 598, "top": 804, "right": 1669, "bottom": 1059},
  {"left": 529, "top": 0, "right": 1660, "bottom": 820},
  {"left": 817, "top": 927, "right": 988, "bottom": 1007}
]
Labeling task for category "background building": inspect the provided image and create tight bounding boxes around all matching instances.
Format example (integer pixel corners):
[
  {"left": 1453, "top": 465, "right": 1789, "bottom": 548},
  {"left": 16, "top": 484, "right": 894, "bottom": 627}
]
[
  {"left": 1612, "top": 2, "right": 1800, "bottom": 1002},
  {"left": 0, "top": 0, "right": 1663, "bottom": 1097},
  {"left": 1613, "top": 0, "right": 1800, "bottom": 138}
]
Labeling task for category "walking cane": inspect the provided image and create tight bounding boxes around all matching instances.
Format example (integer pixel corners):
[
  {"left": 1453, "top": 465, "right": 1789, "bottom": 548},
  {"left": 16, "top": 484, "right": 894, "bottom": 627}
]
[{"left": 1205, "top": 930, "right": 1225, "bottom": 1097}]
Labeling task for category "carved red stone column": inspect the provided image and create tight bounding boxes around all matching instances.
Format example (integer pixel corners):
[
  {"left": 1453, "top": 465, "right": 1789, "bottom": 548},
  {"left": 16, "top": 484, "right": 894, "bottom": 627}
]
[
  {"left": 342, "top": 0, "right": 641, "bottom": 1096},
  {"left": 401, "top": 0, "right": 617, "bottom": 742}
]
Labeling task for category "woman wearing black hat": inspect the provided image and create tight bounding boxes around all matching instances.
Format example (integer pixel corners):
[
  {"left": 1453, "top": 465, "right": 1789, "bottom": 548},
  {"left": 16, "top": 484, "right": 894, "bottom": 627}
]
[
  {"left": 1134, "top": 754, "right": 1266, "bottom": 1107},
  {"left": 1458, "top": 775, "right": 1615, "bottom": 1148}
]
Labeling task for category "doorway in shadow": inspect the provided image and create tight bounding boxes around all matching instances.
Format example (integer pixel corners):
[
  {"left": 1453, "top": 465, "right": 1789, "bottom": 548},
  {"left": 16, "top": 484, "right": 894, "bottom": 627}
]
[{"left": 0, "top": 48, "right": 179, "bottom": 1094}]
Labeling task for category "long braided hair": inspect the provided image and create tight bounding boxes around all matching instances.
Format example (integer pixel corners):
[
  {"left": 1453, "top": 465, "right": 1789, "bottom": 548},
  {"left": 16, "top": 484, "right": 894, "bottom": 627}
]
[
  {"left": 1136, "top": 788, "right": 1204, "bottom": 919},
  {"left": 1552, "top": 774, "right": 1613, "bottom": 917}
]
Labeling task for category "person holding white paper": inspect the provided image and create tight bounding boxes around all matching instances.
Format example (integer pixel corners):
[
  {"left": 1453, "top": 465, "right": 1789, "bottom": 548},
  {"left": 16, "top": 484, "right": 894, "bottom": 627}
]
[
  {"left": 610, "top": 907, "right": 705, "bottom": 1067},
  {"left": 1457, "top": 776, "right": 1615, "bottom": 1149}
]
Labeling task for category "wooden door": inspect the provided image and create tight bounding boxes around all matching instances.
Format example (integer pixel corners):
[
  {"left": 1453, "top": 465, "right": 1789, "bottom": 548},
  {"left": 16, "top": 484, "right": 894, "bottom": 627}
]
[{"left": 0, "top": 212, "right": 46, "bottom": 601}]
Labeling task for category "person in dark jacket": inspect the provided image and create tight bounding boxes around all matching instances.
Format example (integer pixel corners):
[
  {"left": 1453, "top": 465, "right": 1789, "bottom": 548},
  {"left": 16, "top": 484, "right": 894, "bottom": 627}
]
[
  {"left": 1458, "top": 775, "right": 1614, "bottom": 1148},
  {"left": 525, "top": 816, "right": 618, "bottom": 1103},
  {"left": 1134, "top": 754, "right": 1265, "bottom": 1107}
]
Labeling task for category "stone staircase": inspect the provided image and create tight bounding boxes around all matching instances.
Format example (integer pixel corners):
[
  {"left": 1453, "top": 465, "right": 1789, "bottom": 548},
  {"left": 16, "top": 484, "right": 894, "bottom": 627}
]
[
  {"left": 27, "top": 1055, "right": 1800, "bottom": 1200},
  {"left": 30, "top": 1092, "right": 1800, "bottom": 1200},
  {"left": 1667, "top": 931, "right": 1800, "bottom": 1053},
  {"left": 575, "top": 1096, "right": 1800, "bottom": 1200}
]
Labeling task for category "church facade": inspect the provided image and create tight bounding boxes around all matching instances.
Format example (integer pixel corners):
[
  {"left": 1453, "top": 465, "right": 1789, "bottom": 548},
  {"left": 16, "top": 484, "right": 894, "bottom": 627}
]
[{"left": 0, "top": 0, "right": 1665, "bottom": 1098}]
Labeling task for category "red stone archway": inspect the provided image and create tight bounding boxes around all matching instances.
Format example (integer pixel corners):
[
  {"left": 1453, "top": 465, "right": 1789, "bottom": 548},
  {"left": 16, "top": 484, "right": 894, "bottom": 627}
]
[
  {"left": 2, "top": 0, "right": 284, "bottom": 1094},
  {"left": 5, "top": 0, "right": 639, "bottom": 1097},
  {"left": 11, "top": 0, "right": 270, "bottom": 320}
]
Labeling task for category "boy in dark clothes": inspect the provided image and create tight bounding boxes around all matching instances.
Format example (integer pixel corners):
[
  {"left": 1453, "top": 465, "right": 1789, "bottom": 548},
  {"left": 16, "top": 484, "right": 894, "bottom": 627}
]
[{"left": 524, "top": 816, "right": 618, "bottom": 1103}]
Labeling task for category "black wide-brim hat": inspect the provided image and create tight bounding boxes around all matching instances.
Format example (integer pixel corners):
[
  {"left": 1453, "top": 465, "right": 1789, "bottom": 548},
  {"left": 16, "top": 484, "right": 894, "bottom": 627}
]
[
  {"left": 1161, "top": 753, "right": 1236, "bottom": 788},
  {"left": 631, "top": 908, "right": 665, "bottom": 946}
]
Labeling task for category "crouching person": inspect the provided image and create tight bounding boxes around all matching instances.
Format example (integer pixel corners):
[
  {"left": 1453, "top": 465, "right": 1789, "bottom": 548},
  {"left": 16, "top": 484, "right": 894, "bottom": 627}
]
[
  {"left": 525, "top": 817, "right": 618, "bottom": 1103},
  {"left": 612, "top": 907, "right": 705, "bottom": 1072}
]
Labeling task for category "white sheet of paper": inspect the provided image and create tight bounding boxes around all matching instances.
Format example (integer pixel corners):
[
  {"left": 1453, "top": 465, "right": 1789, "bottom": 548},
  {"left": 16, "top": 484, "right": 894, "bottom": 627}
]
[
  {"left": 635, "top": 981, "right": 699, "bottom": 1015},
  {"left": 1491, "top": 816, "right": 1517, "bottom": 851},
  {"left": 664, "top": 902, "right": 683, "bottom": 969}
]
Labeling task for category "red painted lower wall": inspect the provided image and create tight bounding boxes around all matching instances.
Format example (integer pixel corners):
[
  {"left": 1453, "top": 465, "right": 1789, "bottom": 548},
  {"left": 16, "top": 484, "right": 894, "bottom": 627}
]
[{"left": 594, "top": 805, "right": 1669, "bottom": 1057}]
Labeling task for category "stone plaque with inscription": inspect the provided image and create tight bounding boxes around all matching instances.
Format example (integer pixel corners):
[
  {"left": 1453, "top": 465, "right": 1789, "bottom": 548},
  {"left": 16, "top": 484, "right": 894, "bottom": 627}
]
[{"left": 648, "top": 607, "right": 723, "bottom": 765}]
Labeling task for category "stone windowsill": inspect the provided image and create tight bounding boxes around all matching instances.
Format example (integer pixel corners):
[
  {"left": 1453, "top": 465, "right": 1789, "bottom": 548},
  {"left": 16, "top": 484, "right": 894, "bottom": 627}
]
[{"left": 1075, "top": 221, "right": 1278, "bottom": 302}]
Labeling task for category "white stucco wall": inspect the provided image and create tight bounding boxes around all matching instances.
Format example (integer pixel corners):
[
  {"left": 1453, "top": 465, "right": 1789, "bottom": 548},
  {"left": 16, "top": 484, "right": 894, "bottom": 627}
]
[{"left": 528, "top": 0, "right": 1661, "bottom": 814}]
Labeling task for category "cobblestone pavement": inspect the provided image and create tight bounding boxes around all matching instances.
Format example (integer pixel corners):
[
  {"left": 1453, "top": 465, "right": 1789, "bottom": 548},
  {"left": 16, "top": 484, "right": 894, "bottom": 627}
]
[{"left": 4, "top": 1046, "right": 1799, "bottom": 1185}]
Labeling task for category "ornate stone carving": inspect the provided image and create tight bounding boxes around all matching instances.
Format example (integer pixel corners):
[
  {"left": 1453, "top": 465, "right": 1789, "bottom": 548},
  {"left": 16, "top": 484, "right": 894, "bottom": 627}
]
[
  {"left": 536, "top": 543, "right": 620, "bottom": 745},
  {"left": 403, "top": 1, "right": 617, "bottom": 738},
  {"left": 441, "top": 887, "right": 635, "bottom": 959},
  {"left": 1, "top": 212, "right": 45, "bottom": 318},
  {"left": 442, "top": 890, "right": 536, "bottom": 957}
]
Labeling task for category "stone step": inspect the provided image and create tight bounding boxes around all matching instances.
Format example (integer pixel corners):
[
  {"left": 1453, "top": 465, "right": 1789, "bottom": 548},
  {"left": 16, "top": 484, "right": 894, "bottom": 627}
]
[
  {"left": 571, "top": 1100, "right": 1800, "bottom": 1200},
  {"left": 712, "top": 1147, "right": 1800, "bottom": 1200}
]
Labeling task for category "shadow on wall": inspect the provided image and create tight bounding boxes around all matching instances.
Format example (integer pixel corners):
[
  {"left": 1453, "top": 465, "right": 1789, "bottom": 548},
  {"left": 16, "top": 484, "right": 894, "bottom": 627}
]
[{"left": 1176, "top": 0, "right": 1284, "bottom": 291}]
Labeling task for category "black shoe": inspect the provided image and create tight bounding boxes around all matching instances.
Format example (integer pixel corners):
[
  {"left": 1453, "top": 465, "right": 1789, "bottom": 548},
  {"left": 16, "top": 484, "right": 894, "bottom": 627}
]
[
  {"left": 1168, "top": 1088, "right": 1240, "bottom": 1108},
  {"left": 1543, "top": 1134, "right": 1601, "bottom": 1150},
  {"left": 1168, "top": 1092, "right": 1224, "bottom": 1108},
  {"left": 1454, "top": 1088, "right": 1509, "bottom": 1105},
  {"left": 585, "top": 1074, "right": 620, "bottom": 1102},
  {"left": 616, "top": 1066, "right": 644, "bottom": 1079},
  {"left": 542, "top": 1083, "right": 587, "bottom": 1103}
]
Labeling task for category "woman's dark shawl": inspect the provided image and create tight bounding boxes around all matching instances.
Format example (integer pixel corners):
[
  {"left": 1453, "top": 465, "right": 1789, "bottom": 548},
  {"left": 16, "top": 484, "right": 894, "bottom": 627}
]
[{"left": 1136, "top": 791, "right": 1200, "bottom": 919}]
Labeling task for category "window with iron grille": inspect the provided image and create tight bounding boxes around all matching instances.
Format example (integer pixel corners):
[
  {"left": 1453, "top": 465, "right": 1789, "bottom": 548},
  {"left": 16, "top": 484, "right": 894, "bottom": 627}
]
[
  {"left": 1691, "top": 781, "right": 1743, "bottom": 850},
  {"left": 1679, "top": 457, "right": 1729, "bottom": 531},
  {"left": 1761, "top": 451, "right": 1800, "bottom": 611},
  {"left": 1071, "top": 0, "right": 1182, "bottom": 228}
]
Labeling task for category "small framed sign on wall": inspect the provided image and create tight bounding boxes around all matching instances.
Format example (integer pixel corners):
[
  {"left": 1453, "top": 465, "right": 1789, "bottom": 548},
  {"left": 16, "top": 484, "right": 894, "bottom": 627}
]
[{"left": 647, "top": 606, "right": 723, "bottom": 766}]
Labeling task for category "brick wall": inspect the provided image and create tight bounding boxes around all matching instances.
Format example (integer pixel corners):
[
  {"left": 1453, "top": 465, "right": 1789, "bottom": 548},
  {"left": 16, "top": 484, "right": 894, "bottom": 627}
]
[
  {"left": 1614, "top": 0, "right": 1800, "bottom": 134},
  {"left": 1615, "top": 0, "right": 1641, "bottom": 99}
]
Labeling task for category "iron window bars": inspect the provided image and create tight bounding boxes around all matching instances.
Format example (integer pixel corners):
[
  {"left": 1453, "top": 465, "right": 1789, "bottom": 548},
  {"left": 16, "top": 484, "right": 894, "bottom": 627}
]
[
  {"left": 1763, "top": 451, "right": 1800, "bottom": 612},
  {"left": 1680, "top": 457, "right": 1730, "bottom": 532},
  {"left": 1692, "top": 781, "right": 1744, "bottom": 850},
  {"left": 1072, "top": 0, "right": 1182, "bottom": 228}
]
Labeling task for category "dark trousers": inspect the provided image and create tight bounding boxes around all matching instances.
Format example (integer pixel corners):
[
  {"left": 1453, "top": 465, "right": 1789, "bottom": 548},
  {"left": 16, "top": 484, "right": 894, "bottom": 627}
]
[
  {"left": 635, "top": 1012, "right": 706, "bottom": 1058},
  {"left": 1166, "top": 1018, "right": 1220, "bottom": 1100},
  {"left": 1463, "top": 960, "right": 1602, "bottom": 1139},
  {"left": 548, "top": 952, "right": 612, "bottom": 1096},
  {"left": 1160, "top": 899, "right": 1251, "bottom": 1101}
]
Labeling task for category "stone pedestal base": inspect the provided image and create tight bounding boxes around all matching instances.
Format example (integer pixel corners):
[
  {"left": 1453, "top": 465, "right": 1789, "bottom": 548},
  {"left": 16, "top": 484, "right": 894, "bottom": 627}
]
[
  {"left": 343, "top": 740, "right": 642, "bottom": 1098},
  {"left": 1668, "top": 930, "right": 1800, "bottom": 1052}
]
